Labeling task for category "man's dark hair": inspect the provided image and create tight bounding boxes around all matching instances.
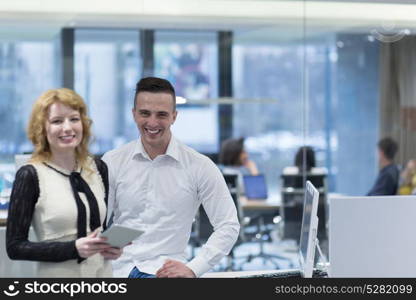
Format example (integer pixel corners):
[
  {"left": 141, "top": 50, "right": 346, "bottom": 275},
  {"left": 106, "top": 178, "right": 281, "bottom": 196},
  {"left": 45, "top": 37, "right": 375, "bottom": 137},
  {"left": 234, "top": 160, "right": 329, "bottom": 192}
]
[
  {"left": 294, "top": 146, "right": 316, "bottom": 172},
  {"left": 378, "top": 137, "right": 398, "bottom": 161},
  {"left": 219, "top": 137, "right": 245, "bottom": 166},
  {"left": 134, "top": 77, "right": 176, "bottom": 110}
]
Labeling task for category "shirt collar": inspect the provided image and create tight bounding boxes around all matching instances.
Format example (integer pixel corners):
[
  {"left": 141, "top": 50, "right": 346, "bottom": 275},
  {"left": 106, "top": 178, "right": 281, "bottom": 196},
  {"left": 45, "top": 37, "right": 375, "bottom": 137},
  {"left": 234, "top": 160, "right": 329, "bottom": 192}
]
[
  {"left": 165, "top": 136, "right": 180, "bottom": 162},
  {"left": 133, "top": 139, "right": 149, "bottom": 160},
  {"left": 133, "top": 136, "right": 180, "bottom": 162}
]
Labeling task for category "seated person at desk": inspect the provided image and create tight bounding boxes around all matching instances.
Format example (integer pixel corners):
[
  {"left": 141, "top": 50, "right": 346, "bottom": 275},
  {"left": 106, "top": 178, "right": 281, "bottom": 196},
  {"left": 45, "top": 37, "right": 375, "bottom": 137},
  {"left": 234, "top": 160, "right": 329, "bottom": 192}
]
[
  {"left": 367, "top": 137, "right": 400, "bottom": 196},
  {"left": 219, "top": 137, "right": 260, "bottom": 197},
  {"left": 6, "top": 88, "right": 123, "bottom": 277},
  {"left": 398, "top": 159, "right": 416, "bottom": 195},
  {"left": 281, "top": 146, "right": 327, "bottom": 241},
  {"left": 295, "top": 146, "right": 315, "bottom": 173},
  {"left": 219, "top": 137, "right": 259, "bottom": 176},
  {"left": 282, "top": 146, "right": 326, "bottom": 175}
]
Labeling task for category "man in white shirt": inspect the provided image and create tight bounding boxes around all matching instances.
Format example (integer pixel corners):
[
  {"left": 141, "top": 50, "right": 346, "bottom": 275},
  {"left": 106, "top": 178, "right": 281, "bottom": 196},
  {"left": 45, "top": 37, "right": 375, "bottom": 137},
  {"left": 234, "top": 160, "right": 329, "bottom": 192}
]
[{"left": 102, "top": 77, "right": 240, "bottom": 278}]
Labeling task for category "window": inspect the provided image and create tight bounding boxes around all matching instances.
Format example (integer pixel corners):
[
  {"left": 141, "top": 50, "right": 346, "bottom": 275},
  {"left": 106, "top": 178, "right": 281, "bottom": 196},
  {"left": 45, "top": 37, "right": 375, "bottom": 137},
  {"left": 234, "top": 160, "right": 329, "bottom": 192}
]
[
  {"left": 232, "top": 38, "right": 304, "bottom": 197},
  {"left": 154, "top": 30, "right": 219, "bottom": 153},
  {"left": 233, "top": 33, "right": 379, "bottom": 197},
  {"left": 331, "top": 34, "right": 379, "bottom": 195},
  {"left": 74, "top": 29, "right": 141, "bottom": 154},
  {"left": 0, "top": 40, "right": 57, "bottom": 187}
]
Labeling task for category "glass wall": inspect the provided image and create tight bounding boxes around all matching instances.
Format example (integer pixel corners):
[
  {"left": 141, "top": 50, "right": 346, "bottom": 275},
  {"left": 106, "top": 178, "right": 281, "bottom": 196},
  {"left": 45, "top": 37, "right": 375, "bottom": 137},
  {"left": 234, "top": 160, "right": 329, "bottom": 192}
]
[
  {"left": 233, "top": 32, "right": 379, "bottom": 197},
  {"left": 74, "top": 29, "right": 142, "bottom": 154},
  {"left": 154, "top": 30, "right": 219, "bottom": 153},
  {"left": 232, "top": 38, "right": 304, "bottom": 197},
  {"left": 0, "top": 27, "right": 380, "bottom": 198},
  {"left": 0, "top": 39, "right": 57, "bottom": 188},
  {"left": 0, "top": 41, "right": 57, "bottom": 160},
  {"left": 331, "top": 34, "right": 379, "bottom": 195}
]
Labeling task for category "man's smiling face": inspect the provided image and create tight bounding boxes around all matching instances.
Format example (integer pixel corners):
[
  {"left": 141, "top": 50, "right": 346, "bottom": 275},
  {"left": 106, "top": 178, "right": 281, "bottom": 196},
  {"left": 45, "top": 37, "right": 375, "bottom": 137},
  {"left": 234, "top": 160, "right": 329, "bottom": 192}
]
[{"left": 133, "top": 91, "right": 177, "bottom": 153}]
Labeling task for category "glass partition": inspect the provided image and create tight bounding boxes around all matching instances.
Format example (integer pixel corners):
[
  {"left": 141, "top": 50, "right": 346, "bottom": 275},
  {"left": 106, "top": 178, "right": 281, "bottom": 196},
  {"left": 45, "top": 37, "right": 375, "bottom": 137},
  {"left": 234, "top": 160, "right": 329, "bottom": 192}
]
[
  {"left": 232, "top": 37, "right": 305, "bottom": 197},
  {"left": 0, "top": 38, "right": 58, "bottom": 190},
  {"left": 0, "top": 2, "right": 408, "bottom": 204},
  {"left": 154, "top": 30, "right": 219, "bottom": 153},
  {"left": 74, "top": 29, "right": 142, "bottom": 154}
]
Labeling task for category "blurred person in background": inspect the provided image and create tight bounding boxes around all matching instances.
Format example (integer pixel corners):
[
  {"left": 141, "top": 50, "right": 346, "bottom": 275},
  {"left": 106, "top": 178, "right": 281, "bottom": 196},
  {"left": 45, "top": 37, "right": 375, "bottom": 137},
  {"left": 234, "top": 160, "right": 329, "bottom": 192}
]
[
  {"left": 294, "top": 146, "right": 316, "bottom": 173},
  {"left": 367, "top": 137, "right": 399, "bottom": 196},
  {"left": 398, "top": 159, "right": 416, "bottom": 195},
  {"left": 282, "top": 146, "right": 327, "bottom": 175},
  {"left": 219, "top": 137, "right": 259, "bottom": 176}
]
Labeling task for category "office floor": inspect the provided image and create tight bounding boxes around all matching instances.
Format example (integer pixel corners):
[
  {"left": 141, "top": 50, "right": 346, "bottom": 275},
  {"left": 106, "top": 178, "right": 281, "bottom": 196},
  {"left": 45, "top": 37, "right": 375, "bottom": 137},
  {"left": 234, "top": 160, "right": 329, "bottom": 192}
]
[
  {"left": 225, "top": 239, "right": 300, "bottom": 271},
  {"left": 195, "top": 229, "right": 330, "bottom": 274},
  {"left": 192, "top": 235, "right": 303, "bottom": 274}
]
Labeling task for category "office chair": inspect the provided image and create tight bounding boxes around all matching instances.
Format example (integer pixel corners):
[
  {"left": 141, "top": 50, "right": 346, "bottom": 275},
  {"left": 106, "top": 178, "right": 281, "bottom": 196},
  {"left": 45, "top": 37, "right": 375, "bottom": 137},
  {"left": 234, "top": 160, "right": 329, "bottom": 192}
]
[
  {"left": 190, "top": 173, "right": 295, "bottom": 270},
  {"left": 223, "top": 174, "right": 295, "bottom": 270},
  {"left": 280, "top": 171, "right": 328, "bottom": 242},
  {"left": 235, "top": 210, "right": 298, "bottom": 270}
]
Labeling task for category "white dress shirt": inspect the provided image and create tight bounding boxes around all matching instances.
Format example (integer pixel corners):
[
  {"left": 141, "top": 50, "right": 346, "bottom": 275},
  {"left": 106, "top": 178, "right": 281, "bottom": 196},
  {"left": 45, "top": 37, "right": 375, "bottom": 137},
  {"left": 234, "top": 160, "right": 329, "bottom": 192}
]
[{"left": 102, "top": 136, "right": 240, "bottom": 277}]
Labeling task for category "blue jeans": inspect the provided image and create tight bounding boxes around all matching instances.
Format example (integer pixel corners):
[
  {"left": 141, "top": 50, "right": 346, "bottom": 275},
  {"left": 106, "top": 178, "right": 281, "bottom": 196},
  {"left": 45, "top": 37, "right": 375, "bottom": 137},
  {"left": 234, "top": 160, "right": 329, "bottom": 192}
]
[{"left": 128, "top": 266, "right": 156, "bottom": 278}]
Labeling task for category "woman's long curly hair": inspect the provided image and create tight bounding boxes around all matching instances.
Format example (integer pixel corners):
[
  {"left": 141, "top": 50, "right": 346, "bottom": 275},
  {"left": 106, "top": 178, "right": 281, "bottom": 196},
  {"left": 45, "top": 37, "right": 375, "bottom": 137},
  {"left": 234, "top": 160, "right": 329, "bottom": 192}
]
[{"left": 27, "top": 88, "right": 92, "bottom": 171}]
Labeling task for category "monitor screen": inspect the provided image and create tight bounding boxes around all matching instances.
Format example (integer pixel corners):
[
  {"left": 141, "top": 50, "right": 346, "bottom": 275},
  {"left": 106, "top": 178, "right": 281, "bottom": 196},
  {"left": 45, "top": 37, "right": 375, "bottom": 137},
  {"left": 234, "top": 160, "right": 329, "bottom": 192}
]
[
  {"left": 298, "top": 181, "right": 320, "bottom": 278},
  {"left": 243, "top": 174, "right": 268, "bottom": 199}
]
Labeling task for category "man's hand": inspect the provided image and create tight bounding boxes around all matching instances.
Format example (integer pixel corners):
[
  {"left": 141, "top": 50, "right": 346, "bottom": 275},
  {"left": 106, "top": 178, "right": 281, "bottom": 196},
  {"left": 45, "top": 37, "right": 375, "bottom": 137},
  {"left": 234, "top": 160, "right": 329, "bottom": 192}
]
[{"left": 156, "top": 259, "right": 196, "bottom": 278}]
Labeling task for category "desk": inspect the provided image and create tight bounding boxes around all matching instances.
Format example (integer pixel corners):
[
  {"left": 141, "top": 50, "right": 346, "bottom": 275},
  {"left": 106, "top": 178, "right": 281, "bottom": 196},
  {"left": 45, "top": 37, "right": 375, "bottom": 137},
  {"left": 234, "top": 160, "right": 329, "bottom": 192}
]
[
  {"left": 0, "top": 208, "right": 38, "bottom": 277},
  {"left": 202, "top": 269, "right": 292, "bottom": 278},
  {"left": 241, "top": 197, "right": 280, "bottom": 233},
  {"left": 240, "top": 196, "right": 280, "bottom": 211},
  {"left": 240, "top": 196, "right": 280, "bottom": 222},
  {"left": 0, "top": 209, "right": 7, "bottom": 226},
  {"left": 242, "top": 200, "right": 279, "bottom": 211},
  {"left": 0, "top": 227, "right": 37, "bottom": 277}
]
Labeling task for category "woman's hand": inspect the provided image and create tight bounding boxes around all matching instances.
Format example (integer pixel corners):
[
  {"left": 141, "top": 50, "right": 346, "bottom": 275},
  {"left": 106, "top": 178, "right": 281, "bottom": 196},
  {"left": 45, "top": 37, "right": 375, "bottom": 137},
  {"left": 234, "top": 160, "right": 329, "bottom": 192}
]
[
  {"left": 244, "top": 159, "right": 259, "bottom": 176},
  {"left": 75, "top": 229, "right": 111, "bottom": 258}
]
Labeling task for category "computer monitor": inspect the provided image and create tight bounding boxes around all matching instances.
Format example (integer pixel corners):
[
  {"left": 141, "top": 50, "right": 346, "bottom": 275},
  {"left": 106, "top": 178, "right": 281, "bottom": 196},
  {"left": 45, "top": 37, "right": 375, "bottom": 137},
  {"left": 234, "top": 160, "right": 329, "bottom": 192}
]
[
  {"left": 243, "top": 174, "right": 268, "bottom": 199},
  {"left": 298, "top": 181, "right": 320, "bottom": 278}
]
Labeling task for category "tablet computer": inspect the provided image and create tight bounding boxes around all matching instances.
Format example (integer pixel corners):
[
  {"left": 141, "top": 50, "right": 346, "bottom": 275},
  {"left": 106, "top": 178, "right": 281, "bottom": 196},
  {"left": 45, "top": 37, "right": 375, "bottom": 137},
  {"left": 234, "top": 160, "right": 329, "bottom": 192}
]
[{"left": 100, "top": 225, "right": 144, "bottom": 248}]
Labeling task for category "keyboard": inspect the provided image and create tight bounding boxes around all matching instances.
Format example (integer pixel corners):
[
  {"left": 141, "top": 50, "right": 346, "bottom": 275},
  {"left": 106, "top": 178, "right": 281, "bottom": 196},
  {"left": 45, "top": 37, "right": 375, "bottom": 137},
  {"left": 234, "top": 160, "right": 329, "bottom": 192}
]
[{"left": 240, "top": 269, "right": 328, "bottom": 278}]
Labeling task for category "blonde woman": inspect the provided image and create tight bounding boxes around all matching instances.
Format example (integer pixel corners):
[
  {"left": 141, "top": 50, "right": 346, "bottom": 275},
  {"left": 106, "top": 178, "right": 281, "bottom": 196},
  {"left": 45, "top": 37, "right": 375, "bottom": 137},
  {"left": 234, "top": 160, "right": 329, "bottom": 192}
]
[{"left": 6, "top": 88, "right": 122, "bottom": 277}]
